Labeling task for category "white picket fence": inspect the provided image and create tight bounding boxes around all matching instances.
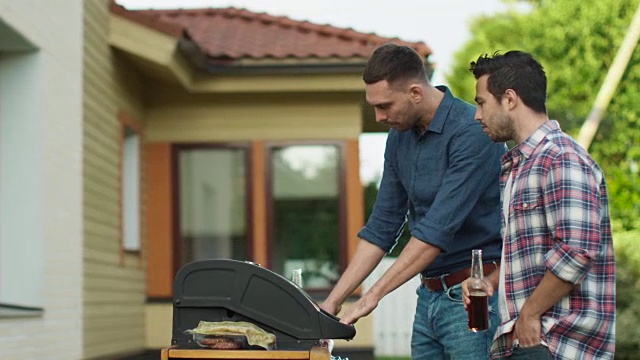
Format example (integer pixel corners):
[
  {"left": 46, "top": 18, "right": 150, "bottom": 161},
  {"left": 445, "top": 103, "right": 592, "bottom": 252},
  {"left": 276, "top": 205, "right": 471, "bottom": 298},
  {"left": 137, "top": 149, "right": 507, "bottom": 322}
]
[{"left": 362, "top": 257, "right": 421, "bottom": 357}]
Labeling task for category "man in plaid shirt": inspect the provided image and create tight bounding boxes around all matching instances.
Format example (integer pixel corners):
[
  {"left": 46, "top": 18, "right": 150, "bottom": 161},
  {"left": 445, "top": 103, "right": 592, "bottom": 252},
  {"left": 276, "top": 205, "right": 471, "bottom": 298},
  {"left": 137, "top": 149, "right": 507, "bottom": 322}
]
[{"left": 462, "top": 51, "right": 616, "bottom": 359}]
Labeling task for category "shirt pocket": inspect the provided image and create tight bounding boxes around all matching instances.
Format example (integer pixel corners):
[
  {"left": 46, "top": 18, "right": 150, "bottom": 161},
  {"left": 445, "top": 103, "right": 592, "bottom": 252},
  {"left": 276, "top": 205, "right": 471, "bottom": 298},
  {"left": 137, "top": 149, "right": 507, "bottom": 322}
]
[
  {"left": 512, "top": 193, "right": 543, "bottom": 212},
  {"left": 510, "top": 192, "right": 546, "bottom": 239}
]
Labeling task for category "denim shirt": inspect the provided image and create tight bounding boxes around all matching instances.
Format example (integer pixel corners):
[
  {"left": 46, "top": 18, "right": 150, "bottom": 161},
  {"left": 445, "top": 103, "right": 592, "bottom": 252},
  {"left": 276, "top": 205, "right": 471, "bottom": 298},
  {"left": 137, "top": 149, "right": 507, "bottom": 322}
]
[{"left": 358, "top": 86, "right": 504, "bottom": 276}]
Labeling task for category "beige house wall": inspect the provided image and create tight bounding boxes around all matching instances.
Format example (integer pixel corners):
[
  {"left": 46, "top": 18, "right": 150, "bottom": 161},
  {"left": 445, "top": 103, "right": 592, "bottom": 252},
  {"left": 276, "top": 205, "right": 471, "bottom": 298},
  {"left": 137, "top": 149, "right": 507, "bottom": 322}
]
[
  {"left": 110, "top": 3, "right": 373, "bottom": 354},
  {"left": 83, "top": 0, "right": 147, "bottom": 358},
  {"left": 0, "top": 0, "right": 84, "bottom": 359},
  {"left": 145, "top": 83, "right": 363, "bottom": 143}
]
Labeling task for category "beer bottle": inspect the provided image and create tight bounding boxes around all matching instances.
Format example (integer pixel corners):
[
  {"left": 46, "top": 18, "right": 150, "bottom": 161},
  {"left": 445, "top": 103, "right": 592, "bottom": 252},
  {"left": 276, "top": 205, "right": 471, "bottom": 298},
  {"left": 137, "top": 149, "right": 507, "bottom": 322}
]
[{"left": 467, "top": 249, "right": 489, "bottom": 332}]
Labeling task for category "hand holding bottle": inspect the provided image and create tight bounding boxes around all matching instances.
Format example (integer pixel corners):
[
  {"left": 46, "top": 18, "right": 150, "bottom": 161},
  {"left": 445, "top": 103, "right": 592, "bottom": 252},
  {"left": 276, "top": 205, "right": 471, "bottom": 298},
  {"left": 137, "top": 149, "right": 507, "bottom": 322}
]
[
  {"left": 461, "top": 276, "right": 495, "bottom": 309},
  {"left": 465, "top": 249, "right": 490, "bottom": 332}
]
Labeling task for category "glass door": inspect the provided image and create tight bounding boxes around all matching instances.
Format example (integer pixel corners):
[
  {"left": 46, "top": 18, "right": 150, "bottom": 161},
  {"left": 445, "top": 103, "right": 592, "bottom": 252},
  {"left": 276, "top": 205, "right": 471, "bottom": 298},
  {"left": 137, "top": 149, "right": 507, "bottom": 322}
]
[
  {"left": 176, "top": 147, "right": 249, "bottom": 267},
  {"left": 268, "top": 144, "right": 343, "bottom": 289}
]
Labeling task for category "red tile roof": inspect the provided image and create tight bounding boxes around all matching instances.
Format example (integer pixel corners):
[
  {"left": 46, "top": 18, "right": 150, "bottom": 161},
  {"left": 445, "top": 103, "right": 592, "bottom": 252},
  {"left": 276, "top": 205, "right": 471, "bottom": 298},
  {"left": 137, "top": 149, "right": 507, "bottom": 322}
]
[{"left": 110, "top": 1, "right": 432, "bottom": 64}]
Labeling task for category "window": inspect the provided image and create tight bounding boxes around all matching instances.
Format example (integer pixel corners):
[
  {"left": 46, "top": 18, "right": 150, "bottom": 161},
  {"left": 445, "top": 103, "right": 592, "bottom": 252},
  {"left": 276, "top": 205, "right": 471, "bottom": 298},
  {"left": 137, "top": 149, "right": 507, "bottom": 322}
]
[
  {"left": 0, "top": 21, "right": 42, "bottom": 313},
  {"left": 268, "top": 143, "right": 343, "bottom": 290},
  {"left": 122, "top": 124, "right": 141, "bottom": 252},
  {"left": 176, "top": 146, "right": 249, "bottom": 267},
  {"left": 170, "top": 142, "right": 346, "bottom": 292}
]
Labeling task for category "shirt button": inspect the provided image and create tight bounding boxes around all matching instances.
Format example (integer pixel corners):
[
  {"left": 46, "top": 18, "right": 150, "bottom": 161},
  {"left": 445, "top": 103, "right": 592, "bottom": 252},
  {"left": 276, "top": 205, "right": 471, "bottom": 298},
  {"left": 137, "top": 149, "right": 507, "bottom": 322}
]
[{"left": 523, "top": 203, "right": 528, "bottom": 208}]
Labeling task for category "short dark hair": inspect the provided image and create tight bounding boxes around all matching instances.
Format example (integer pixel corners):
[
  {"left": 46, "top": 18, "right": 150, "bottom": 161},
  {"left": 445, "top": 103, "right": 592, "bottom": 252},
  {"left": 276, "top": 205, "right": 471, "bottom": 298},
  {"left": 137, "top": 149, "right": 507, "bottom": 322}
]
[
  {"left": 363, "top": 43, "right": 428, "bottom": 89},
  {"left": 469, "top": 51, "right": 547, "bottom": 114}
]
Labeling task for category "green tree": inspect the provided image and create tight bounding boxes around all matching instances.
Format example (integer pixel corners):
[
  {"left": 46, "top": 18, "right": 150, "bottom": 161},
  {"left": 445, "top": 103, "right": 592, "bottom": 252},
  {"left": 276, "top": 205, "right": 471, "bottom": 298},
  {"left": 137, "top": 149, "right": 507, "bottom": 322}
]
[
  {"left": 448, "top": 0, "right": 640, "bottom": 230},
  {"left": 446, "top": 0, "right": 640, "bottom": 356}
]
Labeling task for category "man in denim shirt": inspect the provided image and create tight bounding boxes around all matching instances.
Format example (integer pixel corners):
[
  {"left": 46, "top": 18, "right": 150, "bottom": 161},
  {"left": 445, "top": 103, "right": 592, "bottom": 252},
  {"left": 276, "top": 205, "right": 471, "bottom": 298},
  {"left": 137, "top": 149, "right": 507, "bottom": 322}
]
[{"left": 319, "top": 43, "right": 505, "bottom": 359}]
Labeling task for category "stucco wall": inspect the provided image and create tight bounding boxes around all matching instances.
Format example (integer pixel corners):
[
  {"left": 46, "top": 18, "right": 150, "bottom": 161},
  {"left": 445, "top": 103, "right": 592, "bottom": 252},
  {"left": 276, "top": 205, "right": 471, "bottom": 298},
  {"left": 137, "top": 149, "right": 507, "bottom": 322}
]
[{"left": 0, "top": 0, "right": 84, "bottom": 359}]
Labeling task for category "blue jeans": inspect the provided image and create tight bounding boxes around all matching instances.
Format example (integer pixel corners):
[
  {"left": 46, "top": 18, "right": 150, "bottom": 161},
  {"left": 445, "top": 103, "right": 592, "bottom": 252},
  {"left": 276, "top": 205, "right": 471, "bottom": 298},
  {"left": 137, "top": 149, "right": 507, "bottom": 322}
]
[
  {"left": 497, "top": 345, "right": 550, "bottom": 359},
  {"left": 411, "top": 283, "right": 499, "bottom": 360}
]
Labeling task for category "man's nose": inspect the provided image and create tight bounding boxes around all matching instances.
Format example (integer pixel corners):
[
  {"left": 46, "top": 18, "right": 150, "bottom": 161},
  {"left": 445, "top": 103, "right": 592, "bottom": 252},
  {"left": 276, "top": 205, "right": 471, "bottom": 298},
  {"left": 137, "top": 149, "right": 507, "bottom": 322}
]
[
  {"left": 474, "top": 107, "right": 482, "bottom": 122},
  {"left": 375, "top": 109, "right": 387, "bottom": 123}
]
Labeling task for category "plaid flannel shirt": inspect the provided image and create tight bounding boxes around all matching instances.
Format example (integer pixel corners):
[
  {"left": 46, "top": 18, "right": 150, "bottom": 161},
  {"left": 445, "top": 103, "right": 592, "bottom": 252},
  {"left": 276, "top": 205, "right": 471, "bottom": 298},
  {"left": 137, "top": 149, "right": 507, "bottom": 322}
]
[{"left": 491, "top": 121, "right": 616, "bottom": 359}]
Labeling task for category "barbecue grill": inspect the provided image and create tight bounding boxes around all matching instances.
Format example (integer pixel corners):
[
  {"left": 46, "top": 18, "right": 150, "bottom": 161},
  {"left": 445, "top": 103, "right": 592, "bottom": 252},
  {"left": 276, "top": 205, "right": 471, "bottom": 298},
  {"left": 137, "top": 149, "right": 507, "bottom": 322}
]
[{"left": 162, "top": 259, "right": 355, "bottom": 360}]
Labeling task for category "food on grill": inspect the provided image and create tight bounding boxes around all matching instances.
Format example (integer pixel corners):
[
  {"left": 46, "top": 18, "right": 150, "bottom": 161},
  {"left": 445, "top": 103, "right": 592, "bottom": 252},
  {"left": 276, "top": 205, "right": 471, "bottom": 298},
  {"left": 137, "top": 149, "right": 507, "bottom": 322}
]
[
  {"left": 187, "top": 321, "right": 276, "bottom": 350},
  {"left": 198, "top": 336, "right": 243, "bottom": 349}
]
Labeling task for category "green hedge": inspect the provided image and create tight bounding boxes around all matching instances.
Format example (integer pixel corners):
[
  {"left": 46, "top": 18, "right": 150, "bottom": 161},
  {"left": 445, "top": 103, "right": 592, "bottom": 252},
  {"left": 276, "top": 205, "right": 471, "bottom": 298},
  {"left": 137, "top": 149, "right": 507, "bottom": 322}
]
[{"left": 613, "top": 222, "right": 640, "bottom": 358}]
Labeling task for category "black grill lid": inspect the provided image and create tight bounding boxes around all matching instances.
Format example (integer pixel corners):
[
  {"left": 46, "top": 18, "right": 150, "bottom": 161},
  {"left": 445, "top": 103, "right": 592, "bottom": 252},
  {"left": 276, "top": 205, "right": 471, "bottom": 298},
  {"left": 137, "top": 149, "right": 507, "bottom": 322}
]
[{"left": 171, "top": 259, "right": 355, "bottom": 349}]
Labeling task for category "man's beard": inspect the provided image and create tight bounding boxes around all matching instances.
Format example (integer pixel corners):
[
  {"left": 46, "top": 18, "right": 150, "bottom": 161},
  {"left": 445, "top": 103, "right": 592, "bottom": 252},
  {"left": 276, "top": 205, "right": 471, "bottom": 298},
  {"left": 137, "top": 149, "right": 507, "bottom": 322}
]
[{"left": 489, "top": 114, "right": 514, "bottom": 143}]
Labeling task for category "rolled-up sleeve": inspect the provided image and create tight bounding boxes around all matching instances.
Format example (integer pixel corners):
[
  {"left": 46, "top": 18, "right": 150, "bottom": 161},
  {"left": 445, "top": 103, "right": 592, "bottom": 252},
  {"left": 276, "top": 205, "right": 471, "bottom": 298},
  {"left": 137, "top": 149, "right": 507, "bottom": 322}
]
[
  {"left": 543, "top": 152, "right": 600, "bottom": 284},
  {"left": 358, "top": 133, "right": 409, "bottom": 253}
]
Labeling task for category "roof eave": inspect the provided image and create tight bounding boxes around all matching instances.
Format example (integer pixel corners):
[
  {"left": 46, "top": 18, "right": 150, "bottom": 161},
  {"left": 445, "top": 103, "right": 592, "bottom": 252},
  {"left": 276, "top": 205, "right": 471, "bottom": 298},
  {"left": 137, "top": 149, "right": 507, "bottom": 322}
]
[
  {"left": 176, "top": 38, "right": 369, "bottom": 76},
  {"left": 205, "top": 63, "right": 367, "bottom": 75},
  {"left": 109, "top": 14, "right": 368, "bottom": 94}
]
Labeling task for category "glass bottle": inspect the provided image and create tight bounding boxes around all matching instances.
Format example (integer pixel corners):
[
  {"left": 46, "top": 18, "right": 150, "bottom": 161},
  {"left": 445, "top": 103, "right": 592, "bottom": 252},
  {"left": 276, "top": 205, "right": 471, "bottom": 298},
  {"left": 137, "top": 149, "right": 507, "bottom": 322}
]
[
  {"left": 291, "top": 268, "right": 303, "bottom": 287},
  {"left": 467, "top": 249, "right": 489, "bottom": 332}
]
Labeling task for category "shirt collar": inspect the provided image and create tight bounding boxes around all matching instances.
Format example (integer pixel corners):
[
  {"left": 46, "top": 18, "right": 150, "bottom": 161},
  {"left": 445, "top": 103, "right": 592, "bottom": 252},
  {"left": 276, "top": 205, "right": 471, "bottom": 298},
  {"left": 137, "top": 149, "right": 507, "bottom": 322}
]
[
  {"left": 502, "top": 120, "right": 560, "bottom": 167},
  {"left": 412, "top": 85, "right": 452, "bottom": 136}
]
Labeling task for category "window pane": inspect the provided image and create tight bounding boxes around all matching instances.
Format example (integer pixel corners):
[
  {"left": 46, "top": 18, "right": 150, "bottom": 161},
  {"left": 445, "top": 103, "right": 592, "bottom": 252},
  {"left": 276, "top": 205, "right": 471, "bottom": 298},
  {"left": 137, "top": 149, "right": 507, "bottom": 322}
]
[
  {"left": 122, "top": 128, "right": 140, "bottom": 251},
  {"left": 178, "top": 148, "right": 247, "bottom": 266},
  {"left": 271, "top": 145, "right": 340, "bottom": 289},
  {"left": 0, "top": 52, "right": 44, "bottom": 308}
]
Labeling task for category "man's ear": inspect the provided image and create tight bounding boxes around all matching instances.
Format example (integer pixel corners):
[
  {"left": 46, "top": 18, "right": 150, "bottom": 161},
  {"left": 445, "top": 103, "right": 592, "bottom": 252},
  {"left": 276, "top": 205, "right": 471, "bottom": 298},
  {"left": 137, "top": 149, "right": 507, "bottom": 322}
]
[
  {"left": 503, "top": 89, "right": 518, "bottom": 110},
  {"left": 409, "top": 84, "right": 423, "bottom": 103}
]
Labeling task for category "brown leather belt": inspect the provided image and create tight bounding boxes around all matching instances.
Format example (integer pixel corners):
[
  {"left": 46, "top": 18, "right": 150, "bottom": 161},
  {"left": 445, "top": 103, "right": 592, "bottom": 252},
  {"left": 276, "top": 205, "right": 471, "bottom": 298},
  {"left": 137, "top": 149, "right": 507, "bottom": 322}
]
[{"left": 422, "top": 262, "right": 500, "bottom": 292}]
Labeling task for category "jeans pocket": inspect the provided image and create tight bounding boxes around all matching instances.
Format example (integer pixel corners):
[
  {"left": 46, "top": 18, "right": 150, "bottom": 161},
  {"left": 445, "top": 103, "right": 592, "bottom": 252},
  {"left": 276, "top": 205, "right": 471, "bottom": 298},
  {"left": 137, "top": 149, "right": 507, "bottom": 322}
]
[{"left": 445, "top": 284, "right": 464, "bottom": 303}]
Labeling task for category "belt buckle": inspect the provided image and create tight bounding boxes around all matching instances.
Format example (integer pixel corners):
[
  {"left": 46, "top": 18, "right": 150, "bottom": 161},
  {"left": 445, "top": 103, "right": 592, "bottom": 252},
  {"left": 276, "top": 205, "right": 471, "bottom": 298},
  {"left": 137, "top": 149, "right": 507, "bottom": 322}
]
[
  {"left": 439, "top": 274, "right": 448, "bottom": 291},
  {"left": 422, "top": 273, "right": 449, "bottom": 292}
]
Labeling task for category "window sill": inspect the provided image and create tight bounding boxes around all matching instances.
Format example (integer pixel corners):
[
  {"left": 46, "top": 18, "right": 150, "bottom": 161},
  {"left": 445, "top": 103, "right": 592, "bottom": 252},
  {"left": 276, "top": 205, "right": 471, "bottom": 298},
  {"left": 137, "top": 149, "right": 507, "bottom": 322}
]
[{"left": 0, "top": 303, "right": 44, "bottom": 319}]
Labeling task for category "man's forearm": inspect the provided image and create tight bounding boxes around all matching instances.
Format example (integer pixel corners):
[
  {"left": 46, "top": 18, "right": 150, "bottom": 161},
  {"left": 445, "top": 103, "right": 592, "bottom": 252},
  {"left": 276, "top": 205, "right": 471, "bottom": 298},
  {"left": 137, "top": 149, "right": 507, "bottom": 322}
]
[
  {"left": 485, "top": 266, "right": 500, "bottom": 293},
  {"left": 520, "top": 269, "right": 574, "bottom": 319},
  {"left": 365, "top": 236, "right": 440, "bottom": 300},
  {"left": 323, "top": 239, "right": 386, "bottom": 308}
]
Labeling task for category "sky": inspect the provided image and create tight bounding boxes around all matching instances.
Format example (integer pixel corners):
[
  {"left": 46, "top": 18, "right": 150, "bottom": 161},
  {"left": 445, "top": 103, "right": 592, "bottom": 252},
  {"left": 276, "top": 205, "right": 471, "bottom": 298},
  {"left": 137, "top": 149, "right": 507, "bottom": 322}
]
[{"left": 117, "top": 0, "right": 521, "bottom": 184}]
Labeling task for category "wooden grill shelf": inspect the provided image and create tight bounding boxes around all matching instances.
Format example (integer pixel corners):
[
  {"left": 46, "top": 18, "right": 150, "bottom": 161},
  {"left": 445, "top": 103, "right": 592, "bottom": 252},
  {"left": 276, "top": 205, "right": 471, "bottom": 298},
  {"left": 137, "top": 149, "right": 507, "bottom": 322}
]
[{"left": 161, "top": 346, "right": 330, "bottom": 360}]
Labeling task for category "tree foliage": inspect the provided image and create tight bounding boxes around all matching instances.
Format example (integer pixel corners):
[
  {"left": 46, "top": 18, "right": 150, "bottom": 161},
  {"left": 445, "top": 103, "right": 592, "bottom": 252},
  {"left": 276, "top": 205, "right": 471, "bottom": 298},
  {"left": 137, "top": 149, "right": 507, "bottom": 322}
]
[{"left": 447, "top": 0, "right": 640, "bottom": 230}]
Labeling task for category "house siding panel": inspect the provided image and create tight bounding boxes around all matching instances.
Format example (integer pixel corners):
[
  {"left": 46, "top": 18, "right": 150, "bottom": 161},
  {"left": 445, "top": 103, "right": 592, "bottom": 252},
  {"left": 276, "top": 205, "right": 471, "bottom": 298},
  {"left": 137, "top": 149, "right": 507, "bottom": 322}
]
[{"left": 83, "top": 0, "right": 147, "bottom": 358}]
